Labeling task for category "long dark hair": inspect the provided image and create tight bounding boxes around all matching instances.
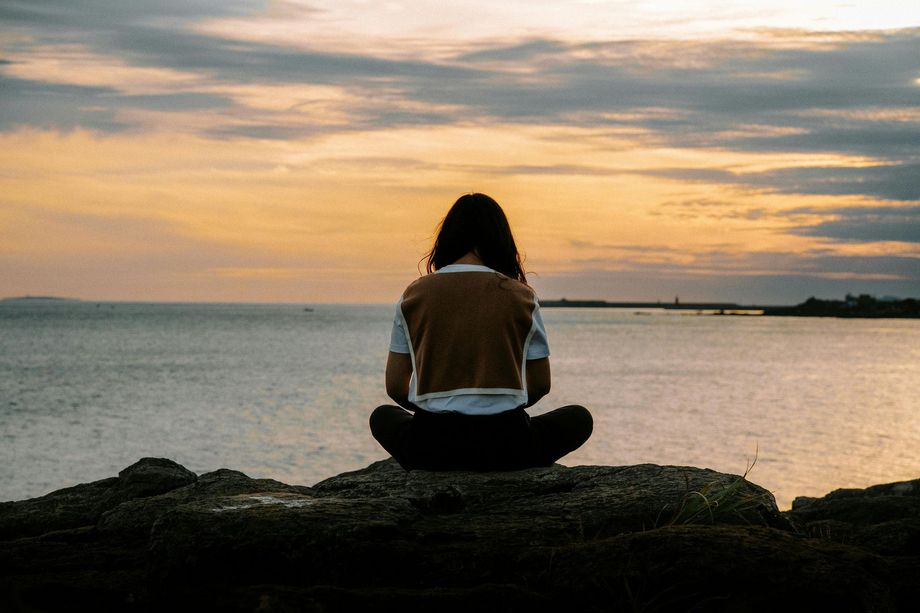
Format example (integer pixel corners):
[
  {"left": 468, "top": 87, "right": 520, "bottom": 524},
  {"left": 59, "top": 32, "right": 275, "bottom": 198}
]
[{"left": 425, "top": 193, "right": 526, "bottom": 283}]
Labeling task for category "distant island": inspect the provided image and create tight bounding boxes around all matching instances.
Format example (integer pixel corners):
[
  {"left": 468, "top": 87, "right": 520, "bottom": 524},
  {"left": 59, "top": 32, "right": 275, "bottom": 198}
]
[
  {"left": 762, "top": 294, "right": 919, "bottom": 318},
  {"left": 542, "top": 294, "right": 919, "bottom": 318},
  {"left": 0, "top": 295, "right": 80, "bottom": 303}
]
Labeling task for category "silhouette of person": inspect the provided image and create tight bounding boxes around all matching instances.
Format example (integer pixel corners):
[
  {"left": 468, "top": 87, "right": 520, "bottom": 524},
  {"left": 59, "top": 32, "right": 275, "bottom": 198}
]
[{"left": 370, "top": 193, "right": 592, "bottom": 470}]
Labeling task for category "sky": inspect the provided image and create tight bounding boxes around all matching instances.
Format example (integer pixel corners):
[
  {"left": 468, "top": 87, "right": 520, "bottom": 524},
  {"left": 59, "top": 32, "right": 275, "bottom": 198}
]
[{"left": 1, "top": 1, "right": 918, "bottom": 304}]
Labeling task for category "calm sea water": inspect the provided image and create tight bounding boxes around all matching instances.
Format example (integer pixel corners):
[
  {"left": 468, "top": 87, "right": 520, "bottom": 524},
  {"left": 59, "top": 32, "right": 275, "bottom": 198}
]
[{"left": 1, "top": 302, "right": 918, "bottom": 509}]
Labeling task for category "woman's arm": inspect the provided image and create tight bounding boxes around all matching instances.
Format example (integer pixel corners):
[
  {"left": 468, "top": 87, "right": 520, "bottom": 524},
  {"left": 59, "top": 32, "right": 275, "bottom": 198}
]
[
  {"left": 524, "top": 357, "right": 551, "bottom": 408},
  {"left": 385, "top": 351, "right": 419, "bottom": 412}
]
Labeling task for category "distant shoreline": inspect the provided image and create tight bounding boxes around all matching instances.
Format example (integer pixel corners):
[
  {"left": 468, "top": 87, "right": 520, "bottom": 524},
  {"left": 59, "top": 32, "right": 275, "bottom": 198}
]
[
  {"left": 0, "top": 295, "right": 80, "bottom": 303},
  {"left": 540, "top": 299, "right": 773, "bottom": 311},
  {"left": 2, "top": 295, "right": 917, "bottom": 318},
  {"left": 542, "top": 295, "right": 920, "bottom": 319}
]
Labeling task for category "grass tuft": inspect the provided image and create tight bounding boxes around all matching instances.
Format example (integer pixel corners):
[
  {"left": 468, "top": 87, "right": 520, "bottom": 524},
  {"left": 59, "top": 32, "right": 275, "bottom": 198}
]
[{"left": 662, "top": 446, "right": 773, "bottom": 526}]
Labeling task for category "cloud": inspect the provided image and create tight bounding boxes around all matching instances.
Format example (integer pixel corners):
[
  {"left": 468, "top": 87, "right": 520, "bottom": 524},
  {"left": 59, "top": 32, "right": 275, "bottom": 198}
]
[
  {"left": 788, "top": 205, "right": 920, "bottom": 243},
  {"left": 1, "top": 1, "right": 483, "bottom": 134},
  {"left": 0, "top": 75, "right": 128, "bottom": 132},
  {"left": 0, "top": 1, "right": 260, "bottom": 31},
  {"left": 763, "top": 164, "right": 920, "bottom": 202},
  {"left": 536, "top": 247, "right": 920, "bottom": 302},
  {"left": 646, "top": 162, "right": 920, "bottom": 203},
  {"left": 2, "top": 3, "right": 919, "bottom": 254},
  {"left": 426, "top": 32, "right": 920, "bottom": 124},
  {"left": 798, "top": 254, "right": 920, "bottom": 278},
  {"left": 5, "top": 3, "right": 919, "bottom": 154},
  {"left": 114, "top": 92, "right": 232, "bottom": 111},
  {"left": 569, "top": 240, "right": 681, "bottom": 253},
  {"left": 654, "top": 199, "right": 920, "bottom": 245},
  {"left": 107, "top": 28, "right": 485, "bottom": 86},
  {"left": 717, "top": 123, "right": 920, "bottom": 159},
  {"left": 561, "top": 239, "right": 920, "bottom": 285},
  {"left": 456, "top": 39, "right": 569, "bottom": 63}
]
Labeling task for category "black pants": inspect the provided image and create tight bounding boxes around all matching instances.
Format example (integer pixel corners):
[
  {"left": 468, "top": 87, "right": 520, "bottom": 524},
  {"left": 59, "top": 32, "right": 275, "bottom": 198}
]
[{"left": 369, "top": 404, "right": 593, "bottom": 471}]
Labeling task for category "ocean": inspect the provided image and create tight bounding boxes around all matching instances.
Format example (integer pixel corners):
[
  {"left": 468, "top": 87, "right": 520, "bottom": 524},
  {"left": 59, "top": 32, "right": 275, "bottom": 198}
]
[{"left": 1, "top": 301, "right": 918, "bottom": 509}]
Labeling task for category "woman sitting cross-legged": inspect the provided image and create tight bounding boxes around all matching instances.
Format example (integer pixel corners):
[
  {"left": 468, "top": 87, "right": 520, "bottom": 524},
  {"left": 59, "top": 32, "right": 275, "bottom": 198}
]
[{"left": 370, "top": 193, "right": 592, "bottom": 471}]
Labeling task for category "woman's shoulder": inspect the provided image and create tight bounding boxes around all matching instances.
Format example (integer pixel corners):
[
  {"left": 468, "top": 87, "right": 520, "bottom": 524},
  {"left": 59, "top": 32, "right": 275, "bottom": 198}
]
[
  {"left": 403, "top": 270, "right": 534, "bottom": 298},
  {"left": 493, "top": 273, "right": 535, "bottom": 297}
]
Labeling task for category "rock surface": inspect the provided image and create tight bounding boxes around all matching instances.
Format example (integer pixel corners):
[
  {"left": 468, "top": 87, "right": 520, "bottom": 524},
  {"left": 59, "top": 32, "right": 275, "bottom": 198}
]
[
  {"left": 789, "top": 478, "right": 920, "bottom": 557},
  {"left": 1, "top": 457, "right": 917, "bottom": 612}
]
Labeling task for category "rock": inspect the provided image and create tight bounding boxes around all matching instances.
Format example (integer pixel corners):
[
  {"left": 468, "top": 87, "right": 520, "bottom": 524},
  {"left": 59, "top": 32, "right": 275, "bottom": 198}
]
[
  {"left": 1, "top": 458, "right": 917, "bottom": 612},
  {"left": 116, "top": 457, "right": 198, "bottom": 498},
  {"left": 98, "top": 468, "right": 308, "bottom": 537},
  {"left": 0, "top": 457, "right": 196, "bottom": 540},
  {"left": 788, "top": 477, "right": 920, "bottom": 556},
  {"left": 314, "top": 460, "right": 792, "bottom": 534}
]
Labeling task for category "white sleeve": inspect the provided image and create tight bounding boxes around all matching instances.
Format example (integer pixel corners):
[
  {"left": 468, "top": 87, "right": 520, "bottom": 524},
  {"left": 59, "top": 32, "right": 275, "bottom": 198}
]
[
  {"left": 526, "top": 301, "right": 550, "bottom": 359},
  {"left": 388, "top": 300, "right": 410, "bottom": 354}
]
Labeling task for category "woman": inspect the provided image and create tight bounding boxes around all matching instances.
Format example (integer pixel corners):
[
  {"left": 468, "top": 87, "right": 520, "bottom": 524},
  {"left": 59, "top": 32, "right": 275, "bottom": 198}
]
[{"left": 370, "top": 193, "right": 592, "bottom": 471}]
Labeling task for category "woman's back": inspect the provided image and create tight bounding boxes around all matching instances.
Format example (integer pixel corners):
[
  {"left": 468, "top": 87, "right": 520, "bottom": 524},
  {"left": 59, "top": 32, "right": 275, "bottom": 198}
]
[{"left": 398, "top": 265, "right": 542, "bottom": 412}]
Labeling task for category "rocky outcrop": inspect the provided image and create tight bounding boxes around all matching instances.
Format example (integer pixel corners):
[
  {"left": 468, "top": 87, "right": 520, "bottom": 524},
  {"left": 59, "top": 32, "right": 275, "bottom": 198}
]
[
  {"left": 789, "top": 478, "right": 920, "bottom": 557},
  {"left": 0, "top": 457, "right": 196, "bottom": 540},
  {"left": 1, "top": 458, "right": 917, "bottom": 612}
]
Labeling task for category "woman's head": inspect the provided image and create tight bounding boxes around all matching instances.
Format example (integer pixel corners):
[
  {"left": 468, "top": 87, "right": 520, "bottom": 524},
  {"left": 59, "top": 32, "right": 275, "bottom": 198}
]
[{"left": 426, "top": 193, "right": 526, "bottom": 283}]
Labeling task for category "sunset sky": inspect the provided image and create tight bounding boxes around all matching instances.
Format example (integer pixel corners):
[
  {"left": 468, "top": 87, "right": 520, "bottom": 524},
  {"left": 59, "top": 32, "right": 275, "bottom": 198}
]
[{"left": 1, "top": 1, "right": 918, "bottom": 303}]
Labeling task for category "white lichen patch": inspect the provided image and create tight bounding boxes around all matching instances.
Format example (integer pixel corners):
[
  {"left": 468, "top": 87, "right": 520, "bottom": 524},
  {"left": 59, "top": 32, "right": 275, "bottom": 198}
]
[
  {"left": 211, "top": 494, "right": 315, "bottom": 512},
  {"left": 249, "top": 495, "right": 314, "bottom": 508}
]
